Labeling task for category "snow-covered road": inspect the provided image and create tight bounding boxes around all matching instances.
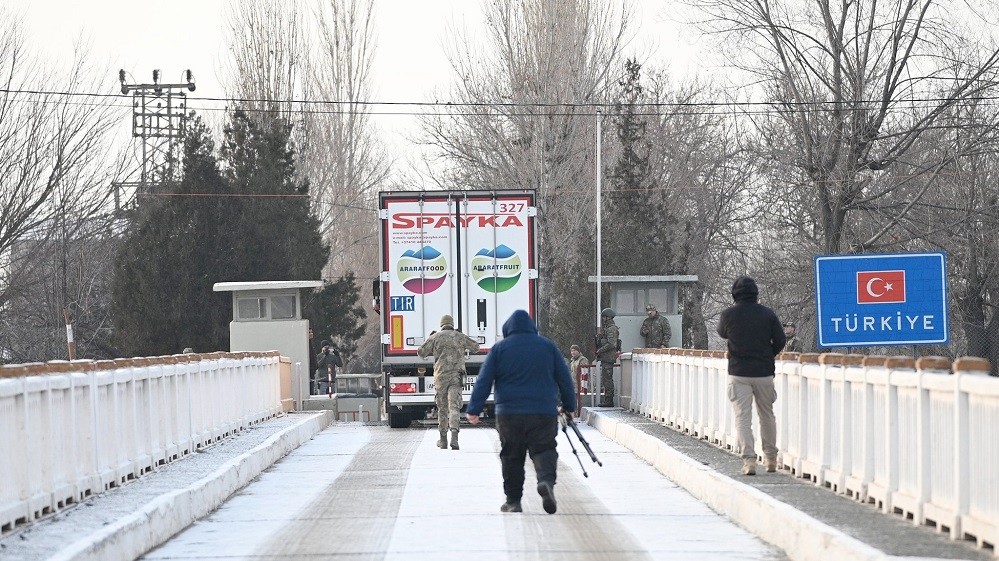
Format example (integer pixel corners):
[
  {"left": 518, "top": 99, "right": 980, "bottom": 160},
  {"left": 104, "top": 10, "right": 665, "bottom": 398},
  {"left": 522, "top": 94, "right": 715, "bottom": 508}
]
[{"left": 142, "top": 421, "right": 786, "bottom": 561}]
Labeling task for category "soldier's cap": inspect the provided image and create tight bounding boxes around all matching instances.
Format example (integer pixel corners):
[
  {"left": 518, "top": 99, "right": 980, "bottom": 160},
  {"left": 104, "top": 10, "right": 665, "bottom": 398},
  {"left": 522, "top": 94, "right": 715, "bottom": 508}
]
[
  {"left": 320, "top": 340, "right": 331, "bottom": 347},
  {"left": 601, "top": 307, "right": 615, "bottom": 318},
  {"left": 645, "top": 304, "right": 657, "bottom": 312},
  {"left": 440, "top": 314, "right": 454, "bottom": 328},
  {"left": 570, "top": 344, "right": 580, "bottom": 351},
  {"left": 783, "top": 322, "right": 796, "bottom": 328}
]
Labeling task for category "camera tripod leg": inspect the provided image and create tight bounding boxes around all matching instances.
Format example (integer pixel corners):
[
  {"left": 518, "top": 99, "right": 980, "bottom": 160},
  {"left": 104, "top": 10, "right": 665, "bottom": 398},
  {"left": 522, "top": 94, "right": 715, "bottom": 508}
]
[{"left": 562, "top": 425, "right": 588, "bottom": 477}]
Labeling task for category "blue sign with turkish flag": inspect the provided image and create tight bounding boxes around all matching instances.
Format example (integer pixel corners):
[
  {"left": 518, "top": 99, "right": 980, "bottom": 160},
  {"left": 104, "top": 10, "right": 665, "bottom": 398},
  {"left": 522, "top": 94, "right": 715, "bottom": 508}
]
[{"left": 814, "top": 252, "right": 948, "bottom": 347}]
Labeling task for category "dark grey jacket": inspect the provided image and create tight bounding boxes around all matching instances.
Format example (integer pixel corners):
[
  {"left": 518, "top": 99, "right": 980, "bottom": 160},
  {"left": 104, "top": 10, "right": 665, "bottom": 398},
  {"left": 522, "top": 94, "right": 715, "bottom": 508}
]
[{"left": 717, "top": 276, "right": 786, "bottom": 377}]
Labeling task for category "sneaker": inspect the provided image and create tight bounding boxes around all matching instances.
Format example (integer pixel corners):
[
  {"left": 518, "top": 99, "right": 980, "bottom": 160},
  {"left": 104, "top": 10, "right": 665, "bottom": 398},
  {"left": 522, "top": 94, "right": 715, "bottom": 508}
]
[
  {"left": 765, "top": 457, "right": 778, "bottom": 473},
  {"left": 500, "top": 501, "right": 522, "bottom": 513},
  {"left": 537, "top": 481, "right": 557, "bottom": 514},
  {"left": 741, "top": 458, "right": 757, "bottom": 476}
]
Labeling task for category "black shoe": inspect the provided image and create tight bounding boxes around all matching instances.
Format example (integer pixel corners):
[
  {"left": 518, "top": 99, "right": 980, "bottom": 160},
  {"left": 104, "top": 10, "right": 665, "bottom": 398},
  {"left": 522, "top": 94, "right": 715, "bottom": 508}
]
[
  {"left": 537, "top": 481, "right": 557, "bottom": 514},
  {"left": 500, "top": 501, "right": 522, "bottom": 513}
]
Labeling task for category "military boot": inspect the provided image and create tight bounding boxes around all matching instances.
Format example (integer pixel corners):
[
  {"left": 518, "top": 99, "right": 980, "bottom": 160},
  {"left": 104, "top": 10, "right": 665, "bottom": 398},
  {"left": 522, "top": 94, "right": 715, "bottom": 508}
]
[
  {"left": 437, "top": 430, "right": 448, "bottom": 449},
  {"left": 449, "top": 429, "right": 459, "bottom": 450}
]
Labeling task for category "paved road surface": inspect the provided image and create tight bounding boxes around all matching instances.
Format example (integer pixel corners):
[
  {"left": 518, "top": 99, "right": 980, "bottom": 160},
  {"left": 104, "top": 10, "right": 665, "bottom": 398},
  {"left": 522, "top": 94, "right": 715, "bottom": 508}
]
[{"left": 141, "top": 422, "right": 788, "bottom": 561}]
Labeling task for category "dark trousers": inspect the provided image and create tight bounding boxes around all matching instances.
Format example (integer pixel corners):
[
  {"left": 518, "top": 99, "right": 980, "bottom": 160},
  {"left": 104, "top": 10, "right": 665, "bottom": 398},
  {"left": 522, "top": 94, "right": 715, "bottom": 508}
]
[{"left": 496, "top": 414, "right": 559, "bottom": 501}]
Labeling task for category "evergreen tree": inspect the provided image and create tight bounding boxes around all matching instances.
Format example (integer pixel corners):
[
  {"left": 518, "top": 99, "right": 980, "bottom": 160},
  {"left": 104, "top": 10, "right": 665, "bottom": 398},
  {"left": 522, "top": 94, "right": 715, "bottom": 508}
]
[
  {"left": 302, "top": 272, "right": 367, "bottom": 362},
  {"left": 219, "top": 110, "right": 328, "bottom": 283},
  {"left": 112, "top": 110, "right": 337, "bottom": 356},
  {"left": 603, "top": 59, "right": 674, "bottom": 276},
  {"left": 112, "top": 115, "right": 233, "bottom": 355}
]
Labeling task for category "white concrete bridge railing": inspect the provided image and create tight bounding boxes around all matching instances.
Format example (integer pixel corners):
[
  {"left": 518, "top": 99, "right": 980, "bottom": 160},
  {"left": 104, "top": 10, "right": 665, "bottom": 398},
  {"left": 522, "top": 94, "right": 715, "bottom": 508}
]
[
  {"left": 627, "top": 348, "right": 997, "bottom": 551},
  {"left": 0, "top": 351, "right": 284, "bottom": 535}
]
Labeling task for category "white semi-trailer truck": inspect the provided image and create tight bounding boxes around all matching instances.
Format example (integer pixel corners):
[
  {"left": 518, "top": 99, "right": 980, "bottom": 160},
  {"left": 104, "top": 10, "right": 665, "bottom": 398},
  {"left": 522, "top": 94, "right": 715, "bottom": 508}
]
[{"left": 377, "top": 190, "right": 538, "bottom": 428}]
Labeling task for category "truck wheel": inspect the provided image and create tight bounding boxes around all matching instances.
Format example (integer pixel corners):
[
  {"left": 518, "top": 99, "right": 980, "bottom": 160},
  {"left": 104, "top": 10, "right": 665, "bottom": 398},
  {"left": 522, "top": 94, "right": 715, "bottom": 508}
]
[{"left": 388, "top": 411, "right": 411, "bottom": 428}]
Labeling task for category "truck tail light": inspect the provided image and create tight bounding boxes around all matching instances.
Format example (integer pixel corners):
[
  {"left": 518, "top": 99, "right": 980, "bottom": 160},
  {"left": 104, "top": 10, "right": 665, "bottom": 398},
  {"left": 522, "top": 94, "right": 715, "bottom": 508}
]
[{"left": 390, "top": 382, "right": 417, "bottom": 393}]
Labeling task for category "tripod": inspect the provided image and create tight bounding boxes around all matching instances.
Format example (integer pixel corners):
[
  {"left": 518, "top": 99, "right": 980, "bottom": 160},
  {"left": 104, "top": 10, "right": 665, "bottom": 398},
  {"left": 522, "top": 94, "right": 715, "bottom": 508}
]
[{"left": 560, "top": 412, "right": 602, "bottom": 477}]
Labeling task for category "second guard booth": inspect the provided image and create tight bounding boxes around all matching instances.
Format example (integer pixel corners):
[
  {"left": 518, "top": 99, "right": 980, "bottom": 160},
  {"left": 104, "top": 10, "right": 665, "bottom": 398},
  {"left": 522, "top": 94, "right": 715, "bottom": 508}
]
[{"left": 587, "top": 275, "right": 698, "bottom": 408}]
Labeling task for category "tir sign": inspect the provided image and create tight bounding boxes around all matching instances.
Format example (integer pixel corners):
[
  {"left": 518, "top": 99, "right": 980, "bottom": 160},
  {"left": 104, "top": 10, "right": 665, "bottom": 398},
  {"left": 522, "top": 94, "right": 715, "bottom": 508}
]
[{"left": 857, "top": 270, "right": 905, "bottom": 304}]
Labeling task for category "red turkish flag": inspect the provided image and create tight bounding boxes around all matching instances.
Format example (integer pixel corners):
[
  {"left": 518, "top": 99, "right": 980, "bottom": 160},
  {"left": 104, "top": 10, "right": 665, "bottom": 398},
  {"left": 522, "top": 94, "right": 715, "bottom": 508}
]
[{"left": 857, "top": 270, "right": 906, "bottom": 303}]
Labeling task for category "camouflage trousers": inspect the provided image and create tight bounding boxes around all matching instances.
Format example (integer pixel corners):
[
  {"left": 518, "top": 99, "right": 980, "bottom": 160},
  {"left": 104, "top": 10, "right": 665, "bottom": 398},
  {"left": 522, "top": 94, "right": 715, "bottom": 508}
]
[
  {"left": 600, "top": 361, "right": 615, "bottom": 401},
  {"left": 435, "top": 372, "right": 464, "bottom": 433}
]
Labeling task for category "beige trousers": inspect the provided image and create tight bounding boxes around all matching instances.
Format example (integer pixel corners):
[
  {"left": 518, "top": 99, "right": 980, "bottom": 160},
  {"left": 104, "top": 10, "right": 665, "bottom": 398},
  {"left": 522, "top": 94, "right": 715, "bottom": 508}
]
[{"left": 727, "top": 375, "right": 778, "bottom": 460}]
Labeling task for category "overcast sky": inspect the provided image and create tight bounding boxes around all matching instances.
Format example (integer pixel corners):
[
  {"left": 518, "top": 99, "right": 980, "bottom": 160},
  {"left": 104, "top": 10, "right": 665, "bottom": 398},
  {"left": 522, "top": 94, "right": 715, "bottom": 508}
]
[{"left": 15, "top": 0, "right": 703, "bottom": 167}]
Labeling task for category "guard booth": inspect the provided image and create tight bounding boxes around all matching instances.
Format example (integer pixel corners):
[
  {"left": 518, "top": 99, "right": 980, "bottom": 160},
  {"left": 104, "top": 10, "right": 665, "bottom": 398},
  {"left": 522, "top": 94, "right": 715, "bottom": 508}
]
[
  {"left": 587, "top": 275, "right": 698, "bottom": 408},
  {"left": 213, "top": 280, "right": 322, "bottom": 411},
  {"left": 589, "top": 275, "right": 698, "bottom": 351}
]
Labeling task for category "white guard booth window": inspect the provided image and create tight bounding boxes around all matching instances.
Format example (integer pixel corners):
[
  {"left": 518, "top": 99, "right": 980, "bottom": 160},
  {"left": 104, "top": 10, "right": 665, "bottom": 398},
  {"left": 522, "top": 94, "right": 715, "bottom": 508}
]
[{"left": 214, "top": 280, "right": 323, "bottom": 410}]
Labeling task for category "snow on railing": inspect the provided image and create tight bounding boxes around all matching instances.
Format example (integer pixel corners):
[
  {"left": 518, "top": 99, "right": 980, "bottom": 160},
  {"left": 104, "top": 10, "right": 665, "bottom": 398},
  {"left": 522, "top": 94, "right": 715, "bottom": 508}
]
[
  {"left": 0, "top": 351, "right": 282, "bottom": 535},
  {"left": 628, "top": 348, "right": 997, "bottom": 550}
]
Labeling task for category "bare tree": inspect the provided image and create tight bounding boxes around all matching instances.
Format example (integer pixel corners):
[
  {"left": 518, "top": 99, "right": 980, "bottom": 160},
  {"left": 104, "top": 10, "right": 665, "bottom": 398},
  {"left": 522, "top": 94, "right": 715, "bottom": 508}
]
[
  {"left": 223, "top": 0, "right": 303, "bottom": 121},
  {"left": 688, "top": 0, "right": 999, "bottom": 255},
  {"left": 302, "top": 0, "right": 390, "bottom": 280},
  {"left": 422, "top": 0, "right": 634, "bottom": 335},
  {"left": 222, "top": 0, "right": 388, "bottom": 362},
  {"left": 0, "top": 11, "right": 128, "bottom": 362}
]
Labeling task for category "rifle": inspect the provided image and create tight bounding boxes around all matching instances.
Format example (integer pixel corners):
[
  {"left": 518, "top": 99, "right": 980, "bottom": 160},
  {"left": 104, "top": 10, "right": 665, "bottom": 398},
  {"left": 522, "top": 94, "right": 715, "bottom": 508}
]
[{"left": 559, "top": 411, "right": 602, "bottom": 477}]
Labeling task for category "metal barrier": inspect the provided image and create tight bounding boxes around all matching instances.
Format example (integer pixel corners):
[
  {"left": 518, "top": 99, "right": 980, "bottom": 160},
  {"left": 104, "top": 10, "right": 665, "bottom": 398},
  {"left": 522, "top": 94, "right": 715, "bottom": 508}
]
[
  {"left": 0, "top": 351, "right": 282, "bottom": 535},
  {"left": 628, "top": 349, "right": 997, "bottom": 550}
]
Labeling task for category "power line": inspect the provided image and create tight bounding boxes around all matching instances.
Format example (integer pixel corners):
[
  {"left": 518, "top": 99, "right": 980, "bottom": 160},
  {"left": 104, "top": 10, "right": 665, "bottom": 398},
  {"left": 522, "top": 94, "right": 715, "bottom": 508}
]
[{"left": 4, "top": 87, "right": 999, "bottom": 119}]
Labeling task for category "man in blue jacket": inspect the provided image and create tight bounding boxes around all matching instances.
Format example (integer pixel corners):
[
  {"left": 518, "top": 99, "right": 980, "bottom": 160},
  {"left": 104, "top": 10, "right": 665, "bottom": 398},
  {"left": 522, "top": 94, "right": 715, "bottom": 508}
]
[{"left": 466, "top": 310, "right": 577, "bottom": 514}]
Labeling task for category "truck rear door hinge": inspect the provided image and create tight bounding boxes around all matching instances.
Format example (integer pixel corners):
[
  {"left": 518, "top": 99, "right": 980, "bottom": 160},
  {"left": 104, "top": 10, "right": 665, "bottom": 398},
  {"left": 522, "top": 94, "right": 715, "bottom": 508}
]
[
  {"left": 381, "top": 334, "right": 392, "bottom": 344},
  {"left": 527, "top": 269, "right": 539, "bottom": 279},
  {"left": 380, "top": 271, "right": 391, "bottom": 281},
  {"left": 379, "top": 209, "right": 390, "bottom": 220},
  {"left": 527, "top": 206, "right": 537, "bottom": 217}
]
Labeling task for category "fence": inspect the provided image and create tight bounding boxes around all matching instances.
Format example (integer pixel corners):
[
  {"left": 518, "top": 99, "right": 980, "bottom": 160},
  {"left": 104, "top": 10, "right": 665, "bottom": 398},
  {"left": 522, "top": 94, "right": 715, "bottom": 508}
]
[
  {"left": 628, "top": 348, "right": 997, "bottom": 550},
  {"left": 0, "top": 351, "right": 283, "bottom": 535}
]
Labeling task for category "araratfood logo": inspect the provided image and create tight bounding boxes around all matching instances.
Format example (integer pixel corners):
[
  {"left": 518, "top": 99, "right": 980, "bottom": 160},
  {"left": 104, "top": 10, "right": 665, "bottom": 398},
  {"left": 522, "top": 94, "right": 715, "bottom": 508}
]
[
  {"left": 397, "top": 246, "right": 447, "bottom": 294},
  {"left": 471, "top": 245, "right": 522, "bottom": 293}
]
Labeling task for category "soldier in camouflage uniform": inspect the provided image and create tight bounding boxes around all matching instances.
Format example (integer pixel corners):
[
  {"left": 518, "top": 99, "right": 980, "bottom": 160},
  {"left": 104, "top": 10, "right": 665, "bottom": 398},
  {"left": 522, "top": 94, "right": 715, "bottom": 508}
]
[
  {"left": 783, "top": 322, "right": 802, "bottom": 353},
  {"left": 640, "top": 304, "right": 672, "bottom": 348},
  {"left": 418, "top": 314, "right": 480, "bottom": 450},
  {"left": 595, "top": 308, "right": 619, "bottom": 407}
]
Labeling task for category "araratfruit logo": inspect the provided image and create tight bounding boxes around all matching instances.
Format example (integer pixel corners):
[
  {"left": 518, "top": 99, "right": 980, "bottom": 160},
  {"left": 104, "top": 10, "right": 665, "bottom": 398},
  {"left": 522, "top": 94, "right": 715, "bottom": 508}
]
[
  {"left": 397, "top": 246, "right": 447, "bottom": 294},
  {"left": 470, "top": 245, "right": 522, "bottom": 293}
]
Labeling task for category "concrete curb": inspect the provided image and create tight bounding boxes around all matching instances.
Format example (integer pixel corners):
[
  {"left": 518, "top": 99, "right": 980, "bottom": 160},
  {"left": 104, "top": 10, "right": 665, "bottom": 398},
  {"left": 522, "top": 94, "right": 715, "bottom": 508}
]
[
  {"left": 583, "top": 409, "right": 910, "bottom": 561},
  {"left": 49, "top": 411, "right": 335, "bottom": 561}
]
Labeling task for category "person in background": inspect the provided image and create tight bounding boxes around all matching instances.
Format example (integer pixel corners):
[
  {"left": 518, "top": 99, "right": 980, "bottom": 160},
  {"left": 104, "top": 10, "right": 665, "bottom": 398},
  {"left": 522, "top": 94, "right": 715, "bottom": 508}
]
[
  {"left": 595, "top": 308, "right": 619, "bottom": 407},
  {"left": 568, "top": 344, "right": 590, "bottom": 413},
  {"left": 307, "top": 327, "right": 318, "bottom": 394},
  {"left": 466, "top": 310, "right": 576, "bottom": 515},
  {"left": 717, "top": 276, "right": 786, "bottom": 476},
  {"left": 315, "top": 340, "right": 343, "bottom": 395},
  {"left": 640, "top": 304, "right": 672, "bottom": 348},
  {"left": 783, "top": 322, "right": 802, "bottom": 353},
  {"left": 568, "top": 344, "right": 589, "bottom": 391},
  {"left": 419, "top": 314, "right": 480, "bottom": 450}
]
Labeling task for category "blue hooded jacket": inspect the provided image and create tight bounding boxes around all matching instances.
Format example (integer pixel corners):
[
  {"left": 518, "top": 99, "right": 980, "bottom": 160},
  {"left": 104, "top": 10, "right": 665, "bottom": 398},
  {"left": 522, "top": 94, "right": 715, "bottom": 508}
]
[{"left": 466, "top": 310, "right": 577, "bottom": 416}]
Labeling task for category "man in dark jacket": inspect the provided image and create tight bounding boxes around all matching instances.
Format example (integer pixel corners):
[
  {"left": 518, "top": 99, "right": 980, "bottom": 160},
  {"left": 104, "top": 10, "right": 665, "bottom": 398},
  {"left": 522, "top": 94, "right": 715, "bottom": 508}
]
[
  {"left": 315, "top": 340, "right": 343, "bottom": 396},
  {"left": 717, "top": 276, "right": 786, "bottom": 476},
  {"left": 466, "top": 310, "right": 577, "bottom": 515}
]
